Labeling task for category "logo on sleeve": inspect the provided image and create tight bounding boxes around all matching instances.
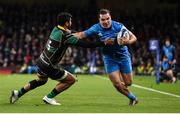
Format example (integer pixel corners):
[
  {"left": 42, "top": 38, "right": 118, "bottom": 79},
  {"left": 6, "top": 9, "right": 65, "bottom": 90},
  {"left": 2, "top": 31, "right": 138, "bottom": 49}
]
[{"left": 98, "top": 32, "right": 103, "bottom": 37}]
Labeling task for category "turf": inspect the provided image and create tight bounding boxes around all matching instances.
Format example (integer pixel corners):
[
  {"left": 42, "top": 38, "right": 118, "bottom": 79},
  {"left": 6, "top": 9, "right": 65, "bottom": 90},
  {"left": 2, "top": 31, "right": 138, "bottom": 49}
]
[{"left": 0, "top": 74, "right": 179, "bottom": 113}]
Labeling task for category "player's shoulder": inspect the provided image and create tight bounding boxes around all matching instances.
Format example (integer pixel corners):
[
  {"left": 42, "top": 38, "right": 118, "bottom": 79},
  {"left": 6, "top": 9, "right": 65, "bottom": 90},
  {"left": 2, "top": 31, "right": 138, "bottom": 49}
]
[
  {"left": 112, "top": 20, "right": 123, "bottom": 26},
  {"left": 52, "top": 26, "right": 63, "bottom": 34},
  {"left": 91, "top": 23, "right": 101, "bottom": 29},
  {"left": 50, "top": 26, "right": 63, "bottom": 41},
  {"left": 112, "top": 20, "right": 124, "bottom": 30}
]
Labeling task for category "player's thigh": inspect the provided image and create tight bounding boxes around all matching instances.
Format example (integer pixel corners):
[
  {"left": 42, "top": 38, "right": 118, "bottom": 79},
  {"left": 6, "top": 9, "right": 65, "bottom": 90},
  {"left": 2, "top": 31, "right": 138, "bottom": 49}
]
[
  {"left": 37, "top": 64, "right": 65, "bottom": 81},
  {"left": 120, "top": 58, "right": 132, "bottom": 74},
  {"left": 37, "top": 69, "right": 48, "bottom": 82},
  {"left": 103, "top": 58, "right": 119, "bottom": 74},
  {"left": 108, "top": 70, "right": 122, "bottom": 86},
  {"left": 120, "top": 59, "right": 133, "bottom": 86}
]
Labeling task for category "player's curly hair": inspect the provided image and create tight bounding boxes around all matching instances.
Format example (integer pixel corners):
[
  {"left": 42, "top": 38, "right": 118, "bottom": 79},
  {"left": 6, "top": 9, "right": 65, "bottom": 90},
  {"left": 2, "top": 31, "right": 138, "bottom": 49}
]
[{"left": 57, "top": 12, "right": 72, "bottom": 26}]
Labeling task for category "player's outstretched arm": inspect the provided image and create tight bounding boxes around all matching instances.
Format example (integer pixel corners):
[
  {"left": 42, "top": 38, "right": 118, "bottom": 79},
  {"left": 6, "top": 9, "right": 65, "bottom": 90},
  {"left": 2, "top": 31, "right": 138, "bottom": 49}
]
[
  {"left": 64, "top": 35, "right": 114, "bottom": 48},
  {"left": 73, "top": 32, "right": 86, "bottom": 39},
  {"left": 72, "top": 38, "right": 114, "bottom": 48},
  {"left": 74, "top": 39, "right": 105, "bottom": 48}
]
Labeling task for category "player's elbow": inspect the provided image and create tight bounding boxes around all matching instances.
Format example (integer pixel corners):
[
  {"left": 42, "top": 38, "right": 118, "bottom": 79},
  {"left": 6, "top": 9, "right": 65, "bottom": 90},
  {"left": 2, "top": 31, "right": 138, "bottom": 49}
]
[
  {"left": 132, "top": 35, "right": 137, "bottom": 43},
  {"left": 129, "top": 35, "right": 137, "bottom": 44}
]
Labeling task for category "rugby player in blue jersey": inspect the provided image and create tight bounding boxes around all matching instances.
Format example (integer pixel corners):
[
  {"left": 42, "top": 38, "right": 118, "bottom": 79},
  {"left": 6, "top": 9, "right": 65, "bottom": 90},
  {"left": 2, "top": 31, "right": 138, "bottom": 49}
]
[
  {"left": 162, "top": 37, "right": 176, "bottom": 68},
  {"left": 74, "top": 9, "right": 138, "bottom": 106},
  {"left": 161, "top": 37, "right": 176, "bottom": 83}
]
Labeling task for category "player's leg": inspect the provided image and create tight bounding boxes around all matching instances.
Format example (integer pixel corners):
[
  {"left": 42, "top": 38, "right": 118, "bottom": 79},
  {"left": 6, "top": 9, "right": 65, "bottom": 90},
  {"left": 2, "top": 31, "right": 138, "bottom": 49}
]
[
  {"left": 108, "top": 70, "right": 130, "bottom": 96},
  {"left": 43, "top": 69, "right": 76, "bottom": 105},
  {"left": 121, "top": 72, "right": 138, "bottom": 105},
  {"left": 104, "top": 58, "right": 127, "bottom": 92},
  {"left": 120, "top": 58, "right": 138, "bottom": 105},
  {"left": 166, "top": 69, "right": 176, "bottom": 83},
  {"left": 104, "top": 58, "right": 137, "bottom": 106},
  {"left": 108, "top": 71, "right": 137, "bottom": 105},
  {"left": 10, "top": 71, "right": 48, "bottom": 104}
]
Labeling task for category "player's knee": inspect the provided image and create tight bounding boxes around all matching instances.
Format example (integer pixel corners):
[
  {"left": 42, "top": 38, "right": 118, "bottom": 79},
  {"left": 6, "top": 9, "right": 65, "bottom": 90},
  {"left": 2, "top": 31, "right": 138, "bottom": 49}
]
[
  {"left": 66, "top": 72, "right": 76, "bottom": 85},
  {"left": 62, "top": 75, "right": 76, "bottom": 85},
  {"left": 68, "top": 76, "right": 76, "bottom": 85},
  {"left": 29, "top": 79, "right": 47, "bottom": 89},
  {"left": 124, "top": 79, "right": 132, "bottom": 86}
]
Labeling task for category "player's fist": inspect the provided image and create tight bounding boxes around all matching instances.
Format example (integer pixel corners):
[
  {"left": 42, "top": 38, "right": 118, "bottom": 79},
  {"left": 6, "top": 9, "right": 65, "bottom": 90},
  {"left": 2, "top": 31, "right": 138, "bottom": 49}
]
[{"left": 117, "top": 37, "right": 129, "bottom": 45}]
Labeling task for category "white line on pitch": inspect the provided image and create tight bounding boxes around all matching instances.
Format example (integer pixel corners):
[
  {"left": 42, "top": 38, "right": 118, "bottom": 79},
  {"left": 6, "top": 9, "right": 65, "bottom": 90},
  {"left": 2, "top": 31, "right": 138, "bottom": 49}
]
[
  {"left": 132, "top": 84, "right": 180, "bottom": 98},
  {"left": 95, "top": 75, "right": 180, "bottom": 98}
]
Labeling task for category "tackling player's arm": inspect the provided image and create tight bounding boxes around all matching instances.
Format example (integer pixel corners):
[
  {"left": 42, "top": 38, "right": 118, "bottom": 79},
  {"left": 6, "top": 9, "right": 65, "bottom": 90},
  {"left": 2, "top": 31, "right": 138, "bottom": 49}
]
[
  {"left": 64, "top": 34, "right": 112, "bottom": 48},
  {"left": 73, "top": 24, "right": 98, "bottom": 39},
  {"left": 73, "top": 32, "right": 86, "bottom": 39},
  {"left": 75, "top": 39, "right": 105, "bottom": 48}
]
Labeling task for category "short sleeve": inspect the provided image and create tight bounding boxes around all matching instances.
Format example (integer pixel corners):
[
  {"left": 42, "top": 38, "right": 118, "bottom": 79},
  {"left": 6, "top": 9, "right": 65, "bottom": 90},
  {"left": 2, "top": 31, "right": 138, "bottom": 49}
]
[
  {"left": 84, "top": 24, "right": 98, "bottom": 37},
  {"left": 50, "top": 28, "right": 62, "bottom": 42}
]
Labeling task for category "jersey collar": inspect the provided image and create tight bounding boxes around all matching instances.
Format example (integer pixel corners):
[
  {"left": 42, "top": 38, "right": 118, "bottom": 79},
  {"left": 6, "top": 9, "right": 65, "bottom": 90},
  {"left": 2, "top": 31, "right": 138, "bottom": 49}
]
[{"left": 57, "top": 25, "right": 66, "bottom": 31}]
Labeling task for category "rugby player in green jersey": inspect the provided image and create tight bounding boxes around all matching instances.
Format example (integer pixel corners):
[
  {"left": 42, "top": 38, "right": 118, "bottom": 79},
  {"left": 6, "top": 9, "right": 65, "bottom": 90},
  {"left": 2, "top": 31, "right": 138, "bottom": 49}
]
[{"left": 10, "top": 12, "right": 113, "bottom": 105}]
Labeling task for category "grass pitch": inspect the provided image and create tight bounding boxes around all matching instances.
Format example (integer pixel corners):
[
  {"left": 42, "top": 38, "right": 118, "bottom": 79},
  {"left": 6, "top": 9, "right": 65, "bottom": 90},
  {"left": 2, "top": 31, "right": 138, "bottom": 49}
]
[{"left": 0, "top": 74, "right": 180, "bottom": 113}]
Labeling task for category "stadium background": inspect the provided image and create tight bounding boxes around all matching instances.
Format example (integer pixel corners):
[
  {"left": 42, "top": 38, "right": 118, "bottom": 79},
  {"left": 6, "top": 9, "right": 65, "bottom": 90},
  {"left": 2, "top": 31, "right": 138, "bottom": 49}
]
[{"left": 0, "top": 0, "right": 179, "bottom": 76}]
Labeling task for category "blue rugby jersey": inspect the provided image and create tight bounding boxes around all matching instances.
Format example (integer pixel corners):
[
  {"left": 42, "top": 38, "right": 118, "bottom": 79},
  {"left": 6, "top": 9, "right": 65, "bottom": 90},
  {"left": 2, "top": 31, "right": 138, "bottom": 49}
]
[
  {"left": 162, "top": 59, "right": 170, "bottom": 71},
  {"left": 84, "top": 20, "right": 130, "bottom": 60},
  {"left": 162, "top": 44, "right": 175, "bottom": 61}
]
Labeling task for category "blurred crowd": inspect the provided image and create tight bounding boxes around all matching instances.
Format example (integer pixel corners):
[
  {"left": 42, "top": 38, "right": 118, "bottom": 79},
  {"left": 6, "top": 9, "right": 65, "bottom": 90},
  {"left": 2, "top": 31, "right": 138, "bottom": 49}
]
[{"left": 0, "top": 3, "right": 179, "bottom": 76}]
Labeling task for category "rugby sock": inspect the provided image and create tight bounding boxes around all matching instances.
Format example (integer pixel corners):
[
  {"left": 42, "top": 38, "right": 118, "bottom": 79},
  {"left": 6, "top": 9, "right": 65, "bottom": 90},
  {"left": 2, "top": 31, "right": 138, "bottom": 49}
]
[
  {"left": 47, "top": 88, "right": 60, "bottom": 98},
  {"left": 18, "top": 88, "right": 27, "bottom": 97},
  {"left": 127, "top": 92, "right": 136, "bottom": 100}
]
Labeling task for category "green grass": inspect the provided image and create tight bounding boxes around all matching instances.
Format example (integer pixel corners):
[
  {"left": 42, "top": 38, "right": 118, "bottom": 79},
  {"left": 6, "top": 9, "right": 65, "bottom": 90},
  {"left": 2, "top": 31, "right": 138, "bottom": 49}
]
[{"left": 0, "top": 74, "right": 180, "bottom": 113}]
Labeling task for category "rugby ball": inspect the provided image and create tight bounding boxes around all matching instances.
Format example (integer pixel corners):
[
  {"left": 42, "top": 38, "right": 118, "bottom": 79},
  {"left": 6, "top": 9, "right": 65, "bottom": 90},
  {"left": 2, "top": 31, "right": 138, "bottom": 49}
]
[{"left": 117, "top": 29, "right": 130, "bottom": 45}]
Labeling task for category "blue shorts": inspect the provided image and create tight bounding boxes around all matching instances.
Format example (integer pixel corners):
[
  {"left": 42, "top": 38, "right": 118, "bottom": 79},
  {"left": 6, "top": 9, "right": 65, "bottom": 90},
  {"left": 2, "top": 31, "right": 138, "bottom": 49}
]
[{"left": 103, "top": 57, "right": 132, "bottom": 74}]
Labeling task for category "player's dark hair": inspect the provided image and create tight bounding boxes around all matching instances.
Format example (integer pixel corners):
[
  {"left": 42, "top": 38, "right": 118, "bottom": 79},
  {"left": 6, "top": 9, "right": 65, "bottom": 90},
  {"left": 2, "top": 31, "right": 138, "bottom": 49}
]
[
  {"left": 98, "top": 9, "right": 110, "bottom": 16},
  {"left": 57, "top": 12, "right": 72, "bottom": 26}
]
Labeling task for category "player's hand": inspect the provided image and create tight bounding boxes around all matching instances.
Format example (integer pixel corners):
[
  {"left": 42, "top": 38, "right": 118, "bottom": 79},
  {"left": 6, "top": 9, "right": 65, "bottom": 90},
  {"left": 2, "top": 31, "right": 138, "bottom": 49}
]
[
  {"left": 73, "top": 32, "right": 84, "bottom": 39},
  {"left": 104, "top": 38, "right": 114, "bottom": 45},
  {"left": 169, "top": 59, "right": 176, "bottom": 65},
  {"left": 172, "top": 59, "right": 176, "bottom": 64},
  {"left": 118, "top": 37, "right": 129, "bottom": 45}
]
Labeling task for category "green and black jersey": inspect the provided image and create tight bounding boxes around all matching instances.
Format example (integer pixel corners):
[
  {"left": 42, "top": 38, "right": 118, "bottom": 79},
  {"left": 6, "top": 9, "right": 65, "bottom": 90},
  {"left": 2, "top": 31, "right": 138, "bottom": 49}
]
[{"left": 37, "top": 26, "right": 105, "bottom": 68}]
